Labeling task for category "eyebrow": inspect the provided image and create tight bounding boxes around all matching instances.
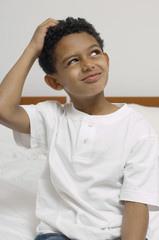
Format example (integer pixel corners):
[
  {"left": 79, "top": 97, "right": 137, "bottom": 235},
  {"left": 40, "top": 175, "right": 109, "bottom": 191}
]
[{"left": 62, "top": 44, "right": 101, "bottom": 65}]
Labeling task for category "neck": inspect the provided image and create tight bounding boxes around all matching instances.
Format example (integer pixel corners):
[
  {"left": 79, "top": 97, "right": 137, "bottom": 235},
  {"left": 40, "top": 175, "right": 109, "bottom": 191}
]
[{"left": 70, "top": 92, "right": 115, "bottom": 115}]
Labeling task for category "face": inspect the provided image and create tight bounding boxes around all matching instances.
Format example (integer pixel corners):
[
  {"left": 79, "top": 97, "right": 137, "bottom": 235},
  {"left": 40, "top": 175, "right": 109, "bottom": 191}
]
[{"left": 48, "top": 32, "right": 109, "bottom": 101}]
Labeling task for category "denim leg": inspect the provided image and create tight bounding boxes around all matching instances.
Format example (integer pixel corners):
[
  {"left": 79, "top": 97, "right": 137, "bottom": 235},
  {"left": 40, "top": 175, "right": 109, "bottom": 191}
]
[
  {"left": 34, "top": 233, "right": 71, "bottom": 240},
  {"left": 35, "top": 234, "right": 148, "bottom": 240},
  {"left": 115, "top": 238, "right": 148, "bottom": 240}
]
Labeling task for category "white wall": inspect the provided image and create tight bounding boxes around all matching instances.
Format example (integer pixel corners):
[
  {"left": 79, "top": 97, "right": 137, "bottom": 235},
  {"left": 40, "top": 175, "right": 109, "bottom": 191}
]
[{"left": 0, "top": 0, "right": 159, "bottom": 98}]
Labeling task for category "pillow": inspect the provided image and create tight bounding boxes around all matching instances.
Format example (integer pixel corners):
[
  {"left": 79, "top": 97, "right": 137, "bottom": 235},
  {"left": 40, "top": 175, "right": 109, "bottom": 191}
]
[
  {"left": 0, "top": 141, "right": 47, "bottom": 193},
  {"left": 0, "top": 124, "right": 47, "bottom": 193},
  {"left": 128, "top": 104, "right": 159, "bottom": 139}
]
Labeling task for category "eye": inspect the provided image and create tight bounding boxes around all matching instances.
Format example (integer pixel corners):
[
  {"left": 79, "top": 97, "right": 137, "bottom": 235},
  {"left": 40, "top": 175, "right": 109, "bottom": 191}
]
[
  {"left": 91, "top": 49, "right": 101, "bottom": 56},
  {"left": 68, "top": 58, "right": 78, "bottom": 66}
]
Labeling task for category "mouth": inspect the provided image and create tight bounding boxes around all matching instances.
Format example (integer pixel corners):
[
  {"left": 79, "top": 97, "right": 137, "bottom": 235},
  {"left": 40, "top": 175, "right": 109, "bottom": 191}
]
[{"left": 81, "top": 72, "right": 102, "bottom": 83}]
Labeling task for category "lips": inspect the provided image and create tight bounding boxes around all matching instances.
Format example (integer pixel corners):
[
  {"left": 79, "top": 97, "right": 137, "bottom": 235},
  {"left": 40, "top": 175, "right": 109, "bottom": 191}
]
[{"left": 81, "top": 72, "right": 102, "bottom": 83}]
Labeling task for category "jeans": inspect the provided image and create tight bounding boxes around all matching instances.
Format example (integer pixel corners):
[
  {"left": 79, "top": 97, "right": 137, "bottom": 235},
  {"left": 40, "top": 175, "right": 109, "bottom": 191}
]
[
  {"left": 114, "top": 239, "right": 148, "bottom": 240},
  {"left": 34, "top": 233, "right": 148, "bottom": 240},
  {"left": 34, "top": 233, "right": 70, "bottom": 240},
  {"left": 115, "top": 239, "right": 148, "bottom": 240}
]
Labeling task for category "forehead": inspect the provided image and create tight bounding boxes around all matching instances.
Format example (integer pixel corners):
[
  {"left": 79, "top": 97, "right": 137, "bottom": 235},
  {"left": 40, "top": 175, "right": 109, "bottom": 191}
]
[{"left": 54, "top": 32, "right": 100, "bottom": 60}]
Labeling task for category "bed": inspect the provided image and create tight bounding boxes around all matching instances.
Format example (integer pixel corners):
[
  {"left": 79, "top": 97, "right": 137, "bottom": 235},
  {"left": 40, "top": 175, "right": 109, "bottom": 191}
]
[{"left": 0, "top": 96, "right": 159, "bottom": 240}]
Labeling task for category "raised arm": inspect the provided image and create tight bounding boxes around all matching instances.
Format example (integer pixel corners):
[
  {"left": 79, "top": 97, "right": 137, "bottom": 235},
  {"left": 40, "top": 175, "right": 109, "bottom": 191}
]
[{"left": 0, "top": 18, "right": 58, "bottom": 133}]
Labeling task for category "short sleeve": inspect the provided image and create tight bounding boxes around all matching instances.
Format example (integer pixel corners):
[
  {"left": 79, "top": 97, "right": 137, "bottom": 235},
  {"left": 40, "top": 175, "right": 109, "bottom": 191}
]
[
  {"left": 120, "top": 134, "right": 159, "bottom": 210},
  {"left": 13, "top": 101, "right": 64, "bottom": 149}
]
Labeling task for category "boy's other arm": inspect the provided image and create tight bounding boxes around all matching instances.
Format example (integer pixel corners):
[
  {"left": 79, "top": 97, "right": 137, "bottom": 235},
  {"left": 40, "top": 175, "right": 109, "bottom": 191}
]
[
  {"left": 0, "top": 18, "right": 58, "bottom": 134},
  {"left": 121, "top": 201, "right": 149, "bottom": 240}
]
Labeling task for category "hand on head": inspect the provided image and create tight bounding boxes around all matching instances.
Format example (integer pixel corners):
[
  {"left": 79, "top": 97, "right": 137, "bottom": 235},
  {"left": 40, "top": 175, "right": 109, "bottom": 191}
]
[{"left": 28, "top": 18, "right": 58, "bottom": 57}]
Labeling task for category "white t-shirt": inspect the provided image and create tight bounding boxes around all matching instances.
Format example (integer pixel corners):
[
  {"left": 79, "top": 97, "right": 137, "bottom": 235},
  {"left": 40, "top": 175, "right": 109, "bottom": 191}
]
[{"left": 14, "top": 102, "right": 159, "bottom": 240}]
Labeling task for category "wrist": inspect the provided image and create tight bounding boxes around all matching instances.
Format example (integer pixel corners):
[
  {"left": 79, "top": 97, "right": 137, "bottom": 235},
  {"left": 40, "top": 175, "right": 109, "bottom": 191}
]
[{"left": 25, "top": 44, "right": 41, "bottom": 59}]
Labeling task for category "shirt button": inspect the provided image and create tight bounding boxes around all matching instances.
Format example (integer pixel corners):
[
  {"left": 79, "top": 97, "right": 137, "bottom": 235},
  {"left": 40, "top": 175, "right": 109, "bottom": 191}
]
[
  {"left": 84, "top": 139, "right": 88, "bottom": 144},
  {"left": 88, "top": 124, "right": 92, "bottom": 127}
]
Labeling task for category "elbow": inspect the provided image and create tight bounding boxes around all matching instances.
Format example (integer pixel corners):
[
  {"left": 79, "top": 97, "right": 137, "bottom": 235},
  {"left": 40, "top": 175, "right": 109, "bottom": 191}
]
[
  {"left": 0, "top": 102, "right": 6, "bottom": 122},
  {"left": 0, "top": 102, "right": 15, "bottom": 124},
  {"left": 0, "top": 109, "right": 10, "bottom": 125}
]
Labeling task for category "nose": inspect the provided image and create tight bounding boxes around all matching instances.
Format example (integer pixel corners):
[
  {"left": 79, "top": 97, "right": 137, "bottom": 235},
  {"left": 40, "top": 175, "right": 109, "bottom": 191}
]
[{"left": 81, "top": 58, "right": 95, "bottom": 72}]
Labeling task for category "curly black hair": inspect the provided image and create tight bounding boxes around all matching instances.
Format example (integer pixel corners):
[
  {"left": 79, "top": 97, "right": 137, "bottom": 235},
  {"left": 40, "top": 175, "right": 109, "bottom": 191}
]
[{"left": 38, "top": 17, "right": 104, "bottom": 74}]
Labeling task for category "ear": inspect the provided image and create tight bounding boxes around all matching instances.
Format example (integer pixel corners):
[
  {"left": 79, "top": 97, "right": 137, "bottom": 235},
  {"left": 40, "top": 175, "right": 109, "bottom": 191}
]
[
  {"left": 104, "top": 53, "right": 109, "bottom": 69},
  {"left": 44, "top": 74, "right": 64, "bottom": 91}
]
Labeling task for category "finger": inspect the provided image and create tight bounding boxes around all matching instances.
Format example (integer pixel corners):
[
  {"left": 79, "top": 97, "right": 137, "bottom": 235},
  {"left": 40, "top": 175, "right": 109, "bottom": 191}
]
[{"left": 39, "top": 18, "right": 59, "bottom": 28}]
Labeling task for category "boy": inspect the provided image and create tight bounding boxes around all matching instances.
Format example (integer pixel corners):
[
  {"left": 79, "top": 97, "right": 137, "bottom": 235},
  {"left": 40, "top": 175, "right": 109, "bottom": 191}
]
[{"left": 0, "top": 17, "right": 158, "bottom": 240}]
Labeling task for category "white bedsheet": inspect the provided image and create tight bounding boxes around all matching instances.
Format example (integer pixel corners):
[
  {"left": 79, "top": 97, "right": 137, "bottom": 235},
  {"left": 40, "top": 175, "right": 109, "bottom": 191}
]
[
  {"left": 0, "top": 181, "right": 38, "bottom": 240},
  {"left": 0, "top": 104, "right": 159, "bottom": 240}
]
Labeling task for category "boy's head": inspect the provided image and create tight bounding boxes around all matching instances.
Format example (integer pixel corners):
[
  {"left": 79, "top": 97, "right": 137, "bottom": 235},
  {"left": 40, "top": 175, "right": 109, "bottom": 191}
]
[{"left": 38, "top": 17, "right": 104, "bottom": 74}]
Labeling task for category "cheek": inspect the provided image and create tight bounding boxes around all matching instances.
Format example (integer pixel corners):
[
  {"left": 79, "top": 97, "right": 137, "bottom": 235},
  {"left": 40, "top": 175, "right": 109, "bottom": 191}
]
[
  {"left": 65, "top": 67, "right": 80, "bottom": 81},
  {"left": 102, "top": 62, "right": 109, "bottom": 77},
  {"left": 101, "top": 57, "right": 108, "bottom": 68},
  {"left": 57, "top": 69, "right": 79, "bottom": 89}
]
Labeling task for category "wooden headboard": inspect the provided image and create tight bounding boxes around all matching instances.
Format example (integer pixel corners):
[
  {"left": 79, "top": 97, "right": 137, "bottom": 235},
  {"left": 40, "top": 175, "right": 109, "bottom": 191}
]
[{"left": 20, "top": 97, "right": 159, "bottom": 107}]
